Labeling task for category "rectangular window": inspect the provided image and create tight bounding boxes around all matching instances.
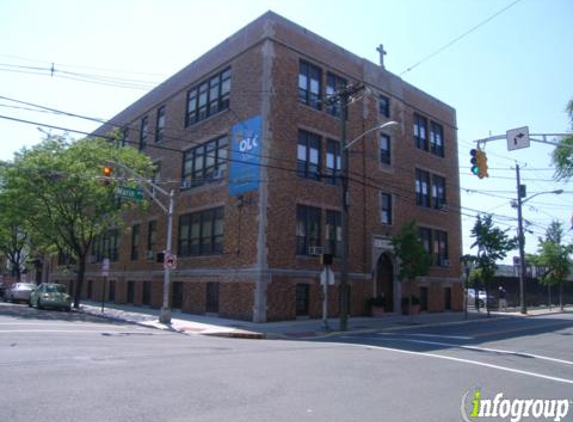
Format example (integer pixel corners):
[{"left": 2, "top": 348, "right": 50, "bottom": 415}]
[
  {"left": 185, "top": 67, "right": 231, "bottom": 126},
  {"left": 151, "top": 162, "right": 161, "bottom": 197},
  {"left": 147, "top": 220, "right": 157, "bottom": 258},
  {"left": 296, "top": 205, "right": 321, "bottom": 255},
  {"left": 415, "top": 169, "right": 430, "bottom": 207},
  {"left": 325, "top": 139, "right": 341, "bottom": 185},
  {"left": 155, "top": 106, "right": 165, "bottom": 143},
  {"left": 419, "top": 227, "right": 432, "bottom": 259},
  {"left": 296, "top": 130, "right": 321, "bottom": 181},
  {"left": 379, "top": 95, "right": 390, "bottom": 117},
  {"left": 142, "top": 281, "right": 151, "bottom": 306},
  {"left": 326, "top": 72, "right": 346, "bottom": 117},
  {"left": 121, "top": 127, "right": 129, "bottom": 148},
  {"left": 414, "top": 114, "right": 428, "bottom": 151},
  {"left": 139, "top": 116, "right": 149, "bottom": 151},
  {"left": 298, "top": 60, "right": 322, "bottom": 110},
  {"left": 381, "top": 193, "right": 392, "bottom": 225},
  {"left": 434, "top": 230, "right": 449, "bottom": 266},
  {"left": 430, "top": 121, "right": 444, "bottom": 157},
  {"left": 182, "top": 136, "right": 227, "bottom": 188},
  {"left": 131, "top": 224, "right": 140, "bottom": 261},
  {"left": 325, "top": 210, "right": 342, "bottom": 257},
  {"left": 432, "top": 175, "right": 447, "bottom": 210},
  {"left": 178, "top": 207, "right": 224, "bottom": 257},
  {"left": 380, "top": 133, "right": 391, "bottom": 165},
  {"left": 94, "top": 229, "right": 119, "bottom": 262}
]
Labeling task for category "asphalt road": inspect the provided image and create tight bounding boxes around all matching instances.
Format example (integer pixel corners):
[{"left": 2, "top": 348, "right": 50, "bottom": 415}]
[{"left": 1, "top": 302, "right": 572, "bottom": 422}]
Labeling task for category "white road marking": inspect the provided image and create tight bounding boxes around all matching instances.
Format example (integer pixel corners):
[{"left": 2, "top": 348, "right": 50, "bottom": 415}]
[
  {"left": 336, "top": 341, "right": 573, "bottom": 385},
  {"left": 386, "top": 338, "right": 573, "bottom": 366},
  {"left": 378, "top": 332, "right": 474, "bottom": 340}
]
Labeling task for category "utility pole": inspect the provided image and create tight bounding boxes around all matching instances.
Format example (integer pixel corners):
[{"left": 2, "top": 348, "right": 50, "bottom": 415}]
[
  {"left": 515, "top": 164, "right": 527, "bottom": 315},
  {"left": 333, "top": 83, "right": 364, "bottom": 331}
]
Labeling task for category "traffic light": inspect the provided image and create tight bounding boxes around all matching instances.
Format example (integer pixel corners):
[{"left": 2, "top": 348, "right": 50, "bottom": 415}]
[
  {"left": 101, "top": 166, "right": 113, "bottom": 186},
  {"left": 476, "top": 150, "right": 488, "bottom": 179},
  {"left": 470, "top": 149, "right": 479, "bottom": 176},
  {"left": 469, "top": 149, "right": 489, "bottom": 179}
]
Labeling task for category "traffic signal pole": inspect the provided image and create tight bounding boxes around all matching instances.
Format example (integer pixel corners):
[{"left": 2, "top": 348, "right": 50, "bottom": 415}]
[
  {"left": 515, "top": 164, "right": 527, "bottom": 315},
  {"left": 104, "top": 160, "right": 175, "bottom": 324}
]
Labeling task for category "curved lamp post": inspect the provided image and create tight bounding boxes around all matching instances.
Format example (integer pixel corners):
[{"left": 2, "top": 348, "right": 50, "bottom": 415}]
[
  {"left": 513, "top": 187, "right": 563, "bottom": 314},
  {"left": 339, "top": 119, "right": 399, "bottom": 330}
]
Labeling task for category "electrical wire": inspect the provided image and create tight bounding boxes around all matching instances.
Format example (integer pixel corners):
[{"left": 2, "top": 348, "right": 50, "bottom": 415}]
[{"left": 400, "top": 0, "right": 525, "bottom": 76}]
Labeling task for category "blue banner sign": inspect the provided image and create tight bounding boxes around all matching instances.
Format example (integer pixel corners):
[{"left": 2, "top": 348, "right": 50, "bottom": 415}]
[{"left": 229, "top": 115, "right": 262, "bottom": 196}]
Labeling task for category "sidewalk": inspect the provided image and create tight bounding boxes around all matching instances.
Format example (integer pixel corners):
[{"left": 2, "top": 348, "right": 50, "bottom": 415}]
[{"left": 78, "top": 301, "right": 572, "bottom": 340}]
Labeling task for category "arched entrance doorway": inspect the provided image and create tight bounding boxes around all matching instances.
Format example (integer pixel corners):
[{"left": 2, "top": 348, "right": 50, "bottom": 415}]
[{"left": 376, "top": 253, "right": 394, "bottom": 312}]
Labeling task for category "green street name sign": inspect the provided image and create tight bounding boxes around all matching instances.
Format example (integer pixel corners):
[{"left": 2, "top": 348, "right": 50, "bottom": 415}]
[{"left": 115, "top": 186, "right": 144, "bottom": 201}]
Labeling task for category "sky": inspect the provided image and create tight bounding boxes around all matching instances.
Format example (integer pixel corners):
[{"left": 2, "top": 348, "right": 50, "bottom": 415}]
[{"left": 0, "top": 0, "right": 571, "bottom": 263}]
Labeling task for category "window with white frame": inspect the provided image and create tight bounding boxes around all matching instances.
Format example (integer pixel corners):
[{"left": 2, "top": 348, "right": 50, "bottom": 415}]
[{"left": 380, "top": 133, "right": 391, "bottom": 165}]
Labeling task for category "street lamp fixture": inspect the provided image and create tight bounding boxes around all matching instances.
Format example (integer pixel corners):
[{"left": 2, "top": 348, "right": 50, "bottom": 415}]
[
  {"left": 345, "top": 121, "right": 399, "bottom": 150},
  {"left": 515, "top": 184, "right": 563, "bottom": 315},
  {"left": 339, "top": 119, "right": 399, "bottom": 331}
]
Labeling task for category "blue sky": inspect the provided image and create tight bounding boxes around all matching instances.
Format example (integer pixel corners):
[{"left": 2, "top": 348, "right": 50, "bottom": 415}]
[{"left": 0, "top": 0, "right": 571, "bottom": 262}]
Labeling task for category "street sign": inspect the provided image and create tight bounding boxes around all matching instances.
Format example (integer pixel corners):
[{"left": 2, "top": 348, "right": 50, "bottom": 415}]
[
  {"left": 164, "top": 253, "right": 177, "bottom": 270},
  {"left": 320, "top": 267, "right": 335, "bottom": 286},
  {"left": 506, "top": 126, "right": 530, "bottom": 151},
  {"left": 102, "top": 258, "right": 110, "bottom": 277},
  {"left": 115, "top": 186, "right": 144, "bottom": 201}
]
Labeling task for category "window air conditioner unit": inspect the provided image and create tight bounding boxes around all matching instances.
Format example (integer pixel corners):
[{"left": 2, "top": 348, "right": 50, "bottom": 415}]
[
  {"left": 442, "top": 259, "right": 450, "bottom": 267},
  {"left": 180, "top": 180, "right": 191, "bottom": 189},
  {"left": 146, "top": 250, "right": 154, "bottom": 260},
  {"left": 438, "top": 203, "right": 449, "bottom": 211},
  {"left": 308, "top": 246, "right": 324, "bottom": 256}
]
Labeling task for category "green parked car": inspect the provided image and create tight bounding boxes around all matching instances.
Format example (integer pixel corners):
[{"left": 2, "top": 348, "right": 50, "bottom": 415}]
[{"left": 29, "top": 283, "right": 72, "bottom": 312}]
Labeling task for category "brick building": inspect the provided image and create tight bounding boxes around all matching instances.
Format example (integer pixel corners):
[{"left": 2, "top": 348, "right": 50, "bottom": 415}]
[{"left": 52, "top": 11, "right": 463, "bottom": 322}]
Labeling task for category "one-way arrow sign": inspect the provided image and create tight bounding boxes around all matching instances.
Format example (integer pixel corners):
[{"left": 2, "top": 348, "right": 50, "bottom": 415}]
[{"left": 506, "top": 126, "right": 530, "bottom": 151}]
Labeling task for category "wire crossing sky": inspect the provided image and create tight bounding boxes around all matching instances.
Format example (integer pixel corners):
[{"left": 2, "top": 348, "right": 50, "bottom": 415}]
[{"left": 0, "top": 0, "right": 571, "bottom": 260}]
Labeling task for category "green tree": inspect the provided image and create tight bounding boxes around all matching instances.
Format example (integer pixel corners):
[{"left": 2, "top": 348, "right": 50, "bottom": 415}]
[
  {"left": 464, "top": 214, "right": 517, "bottom": 316},
  {"left": 531, "top": 221, "right": 573, "bottom": 311},
  {"left": 391, "top": 221, "right": 432, "bottom": 317},
  {"left": 0, "top": 162, "right": 34, "bottom": 281},
  {"left": 0, "top": 190, "right": 29, "bottom": 281},
  {"left": 1, "top": 135, "right": 153, "bottom": 308},
  {"left": 552, "top": 97, "right": 573, "bottom": 181}
]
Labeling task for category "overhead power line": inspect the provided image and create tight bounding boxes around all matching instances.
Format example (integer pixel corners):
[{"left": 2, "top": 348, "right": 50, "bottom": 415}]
[{"left": 400, "top": 0, "right": 524, "bottom": 76}]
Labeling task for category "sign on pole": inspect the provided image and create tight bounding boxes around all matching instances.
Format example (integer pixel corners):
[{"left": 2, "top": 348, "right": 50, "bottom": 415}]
[
  {"left": 320, "top": 267, "right": 335, "bottom": 286},
  {"left": 506, "top": 126, "right": 530, "bottom": 151},
  {"left": 115, "top": 186, "right": 145, "bottom": 201},
  {"left": 101, "top": 258, "right": 110, "bottom": 277},
  {"left": 164, "top": 253, "right": 177, "bottom": 270}
]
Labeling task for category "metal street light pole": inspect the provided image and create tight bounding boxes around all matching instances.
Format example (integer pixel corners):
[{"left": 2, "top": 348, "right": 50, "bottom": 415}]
[
  {"left": 336, "top": 85, "right": 397, "bottom": 330},
  {"left": 514, "top": 165, "right": 562, "bottom": 315},
  {"left": 515, "top": 164, "right": 527, "bottom": 314}
]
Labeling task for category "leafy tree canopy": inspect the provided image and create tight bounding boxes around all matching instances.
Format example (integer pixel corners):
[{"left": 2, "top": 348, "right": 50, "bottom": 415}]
[
  {"left": 1, "top": 135, "right": 154, "bottom": 306},
  {"left": 391, "top": 220, "right": 431, "bottom": 283},
  {"left": 552, "top": 97, "right": 573, "bottom": 181},
  {"left": 464, "top": 213, "right": 517, "bottom": 286}
]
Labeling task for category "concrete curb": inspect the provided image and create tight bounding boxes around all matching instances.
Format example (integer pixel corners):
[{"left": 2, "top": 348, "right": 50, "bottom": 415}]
[{"left": 76, "top": 305, "right": 571, "bottom": 341}]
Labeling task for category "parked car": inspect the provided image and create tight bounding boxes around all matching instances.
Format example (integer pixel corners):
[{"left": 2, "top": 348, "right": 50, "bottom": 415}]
[
  {"left": 4, "top": 283, "right": 37, "bottom": 304},
  {"left": 466, "top": 288, "right": 496, "bottom": 308},
  {"left": 29, "top": 283, "right": 72, "bottom": 312}
]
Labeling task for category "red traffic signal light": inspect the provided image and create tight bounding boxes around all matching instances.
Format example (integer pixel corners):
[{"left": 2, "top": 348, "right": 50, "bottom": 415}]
[{"left": 101, "top": 166, "right": 113, "bottom": 186}]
